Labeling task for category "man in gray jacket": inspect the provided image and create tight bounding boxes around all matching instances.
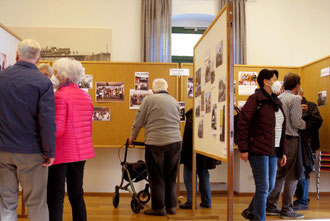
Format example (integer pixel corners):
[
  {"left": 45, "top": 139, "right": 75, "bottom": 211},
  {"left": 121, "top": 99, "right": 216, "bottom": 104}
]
[
  {"left": 267, "top": 73, "right": 306, "bottom": 219},
  {"left": 129, "top": 78, "right": 182, "bottom": 216}
]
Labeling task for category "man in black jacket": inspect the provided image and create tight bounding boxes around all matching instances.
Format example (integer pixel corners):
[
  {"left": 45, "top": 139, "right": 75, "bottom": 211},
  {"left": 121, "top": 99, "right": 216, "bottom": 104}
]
[
  {"left": 294, "top": 93, "right": 323, "bottom": 211},
  {"left": 0, "top": 39, "right": 56, "bottom": 221}
]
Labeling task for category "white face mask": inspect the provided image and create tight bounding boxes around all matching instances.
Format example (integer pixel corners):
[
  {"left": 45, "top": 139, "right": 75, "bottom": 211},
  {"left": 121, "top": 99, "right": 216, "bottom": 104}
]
[
  {"left": 50, "top": 75, "right": 60, "bottom": 89},
  {"left": 271, "top": 80, "right": 282, "bottom": 94}
]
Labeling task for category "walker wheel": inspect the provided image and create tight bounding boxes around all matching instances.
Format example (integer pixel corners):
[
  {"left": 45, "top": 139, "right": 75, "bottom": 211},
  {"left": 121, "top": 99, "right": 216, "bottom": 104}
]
[
  {"left": 131, "top": 198, "right": 141, "bottom": 213},
  {"left": 137, "top": 190, "right": 151, "bottom": 204}
]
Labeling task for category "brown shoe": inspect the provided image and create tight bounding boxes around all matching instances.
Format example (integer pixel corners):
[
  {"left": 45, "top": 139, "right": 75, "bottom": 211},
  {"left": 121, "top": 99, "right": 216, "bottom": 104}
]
[
  {"left": 144, "top": 208, "right": 166, "bottom": 216},
  {"left": 166, "top": 207, "right": 176, "bottom": 215}
]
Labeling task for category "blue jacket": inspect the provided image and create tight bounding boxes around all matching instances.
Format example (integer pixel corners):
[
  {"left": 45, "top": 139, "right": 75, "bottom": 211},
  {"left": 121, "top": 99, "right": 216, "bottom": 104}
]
[{"left": 0, "top": 61, "right": 56, "bottom": 158}]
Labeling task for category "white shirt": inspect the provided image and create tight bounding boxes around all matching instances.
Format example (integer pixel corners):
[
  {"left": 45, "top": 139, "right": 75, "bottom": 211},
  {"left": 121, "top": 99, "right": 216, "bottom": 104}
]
[{"left": 274, "top": 109, "right": 284, "bottom": 148}]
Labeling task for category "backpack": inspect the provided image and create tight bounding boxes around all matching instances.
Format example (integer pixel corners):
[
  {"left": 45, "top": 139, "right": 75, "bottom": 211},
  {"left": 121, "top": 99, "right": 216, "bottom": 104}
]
[{"left": 234, "top": 102, "right": 263, "bottom": 145}]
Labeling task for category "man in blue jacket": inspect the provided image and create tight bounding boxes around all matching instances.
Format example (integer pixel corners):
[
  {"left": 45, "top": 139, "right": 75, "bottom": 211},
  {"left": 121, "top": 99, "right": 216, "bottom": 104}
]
[{"left": 0, "top": 39, "right": 56, "bottom": 221}]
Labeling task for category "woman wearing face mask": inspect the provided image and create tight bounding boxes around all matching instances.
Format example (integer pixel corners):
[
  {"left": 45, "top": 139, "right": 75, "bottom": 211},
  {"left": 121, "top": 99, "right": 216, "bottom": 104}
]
[{"left": 236, "top": 69, "right": 287, "bottom": 221}]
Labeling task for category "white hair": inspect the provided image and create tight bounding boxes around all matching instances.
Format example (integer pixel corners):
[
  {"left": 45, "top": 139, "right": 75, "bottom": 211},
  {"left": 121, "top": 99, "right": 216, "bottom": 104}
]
[
  {"left": 38, "top": 63, "right": 54, "bottom": 77},
  {"left": 53, "top": 58, "right": 83, "bottom": 84},
  {"left": 17, "top": 39, "right": 41, "bottom": 62},
  {"left": 152, "top": 78, "right": 168, "bottom": 92}
]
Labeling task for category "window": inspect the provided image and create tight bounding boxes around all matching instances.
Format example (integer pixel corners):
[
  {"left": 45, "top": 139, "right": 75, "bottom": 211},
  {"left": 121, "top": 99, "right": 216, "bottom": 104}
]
[{"left": 171, "top": 27, "right": 205, "bottom": 63}]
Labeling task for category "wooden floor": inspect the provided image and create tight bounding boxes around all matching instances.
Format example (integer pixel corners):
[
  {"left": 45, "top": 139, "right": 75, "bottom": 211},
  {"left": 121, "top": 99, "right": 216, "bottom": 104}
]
[{"left": 17, "top": 194, "right": 330, "bottom": 220}]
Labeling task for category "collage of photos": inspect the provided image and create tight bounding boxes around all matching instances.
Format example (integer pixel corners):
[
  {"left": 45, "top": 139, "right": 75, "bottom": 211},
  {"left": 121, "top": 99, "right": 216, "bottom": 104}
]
[
  {"left": 194, "top": 39, "right": 227, "bottom": 145},
  {"left": 96, "top": 82, "right": 125, "bottom": 102},
  {"left": 129, "top": 89, "right": 153, "bottom": 109},
  {"left": 93, "top": 107, "right": 110, "bottom": 121}
]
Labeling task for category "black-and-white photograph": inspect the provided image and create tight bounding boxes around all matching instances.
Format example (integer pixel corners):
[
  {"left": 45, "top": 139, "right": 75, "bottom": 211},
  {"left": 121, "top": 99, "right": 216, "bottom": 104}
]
[
  {"left": 317, "top": 90, "right": 327, "bottom": 106},
  {"left": 134, "top": 72, "right": 149, "bottom": 90},
  {"left": 195, "top": 104, "right": 201, "bottom": 117},
  {"left": 210, "top": 57, "right": 216, "bottom": 84},
  {"left": 198, "top": 119, "right": 203, "bottom": 138},
  {"left": 187, "top": 78, "right": 193, "bottom": 98},
  {"left": 78, "top": 75, "right": 93, "bottom": 89},
  {"left": 96, "top": 82, "right": 124, "bottom": 102},
  {"left": 93, "top": 107, "right": 110, "bottom": 121},
  {"left": 211, "top": 104, "right": 217, "bottom": 134},
  {"left": 195, "top": 68, "right": 201, "bottom": 97},
  {"left": 129, "top": 89, "right": 153, "bottom": 109},
  {"left": 179, "top": 102, "right": 186, "bottom": 122},
  {"left": 201, "top": 91, "right": 205, "bottom": 112},
  {"left": 218, "top": 77, "right": 226, "bottom": 102},
  {"left": 205, "top": 59, "right": 211, "bottom": 83},
  {"left": 205, "top": 92, "right": 211, "bottom": 113},
  {"left": 216, "top": 40, "right": 223, "bottom": 67}
]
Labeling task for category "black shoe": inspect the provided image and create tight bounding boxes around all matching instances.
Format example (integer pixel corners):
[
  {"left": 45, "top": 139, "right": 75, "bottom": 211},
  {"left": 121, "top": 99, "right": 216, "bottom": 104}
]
[
  {"left": 166, "top": 207, "right": 176, "bottom": 215},
  {"left": 144, "top": 208, "right": 166, "bottom": 216},
  {"left": 266, "top": 207, "right": 281, "bottom": 216},
  {"left": 280, "top": 211, "right": 304, "bottom": 219},
  {"left": 293, "top": 203, "right": 308, "bottom": 211},
  {"left": 241, "top": 209, "right": 253, "bottom": 220},
  {"left": 179, "top": 203, "right": 192, "bottom": 209},
  {"left": 200, "top": 203, "right": 211, "bottom": 208}
]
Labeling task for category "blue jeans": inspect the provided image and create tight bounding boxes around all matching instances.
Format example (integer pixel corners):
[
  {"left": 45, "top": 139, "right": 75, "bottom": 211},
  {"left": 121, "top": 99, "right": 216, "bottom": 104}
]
[
  {"left": 248, "top": 155, "right": 277, "bottom": 221},
  {"left": 295, "top": 178, "right": 309, "bottom": 206},
  {"left": 183, "top": 163, "right": 211, "bottom": 206}
]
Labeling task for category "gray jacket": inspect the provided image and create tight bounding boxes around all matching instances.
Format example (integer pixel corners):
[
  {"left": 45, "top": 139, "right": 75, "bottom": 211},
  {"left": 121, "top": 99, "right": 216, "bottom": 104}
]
[{"left": 130, "top": 91, "right": 182, "bottom": 146}]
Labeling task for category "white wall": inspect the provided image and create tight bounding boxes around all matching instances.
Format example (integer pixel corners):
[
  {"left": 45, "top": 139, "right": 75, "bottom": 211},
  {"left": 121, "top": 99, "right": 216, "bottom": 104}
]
[
  {"left": 0, "top": 0, "right": 141, "bottom": 62},
  {"left": 245, "top": 0, "right": 330, "bottom": 66}
]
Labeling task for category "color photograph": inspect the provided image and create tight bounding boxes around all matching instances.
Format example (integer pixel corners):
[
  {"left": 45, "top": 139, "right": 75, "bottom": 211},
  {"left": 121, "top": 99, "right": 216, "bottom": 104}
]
[
  {"left": 0, "top": 52, "right": 7, "bottom": 71},
  {"left": 93, "top": 107, "right": 110, "bottom": 121},
  {"left": 134, "top": 72, "right": 149, "bottom": 90},
  {"left": 96, "top": 82, "right": 124, "bottom": 102},
  {"left": 129, "top": 89, "right": 153, "bottom": 109}
]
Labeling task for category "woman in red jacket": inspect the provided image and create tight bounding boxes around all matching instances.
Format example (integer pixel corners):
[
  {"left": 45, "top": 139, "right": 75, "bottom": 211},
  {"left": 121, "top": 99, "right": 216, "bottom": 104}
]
[
  {"left": 236, "top": 69, "right": 287, "bottom": 221},
  {"left": 47, "top": 58, "right": 94, "bottom": 221}
]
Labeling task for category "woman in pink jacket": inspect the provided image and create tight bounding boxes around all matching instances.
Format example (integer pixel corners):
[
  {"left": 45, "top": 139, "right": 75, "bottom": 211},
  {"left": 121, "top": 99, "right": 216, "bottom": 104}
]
[{"left": 47, "top": 58, "right": 94, "bottom": 221}]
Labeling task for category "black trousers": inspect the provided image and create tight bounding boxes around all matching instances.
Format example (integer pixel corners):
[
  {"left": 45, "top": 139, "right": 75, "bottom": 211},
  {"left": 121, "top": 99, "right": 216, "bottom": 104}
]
[
  {"left": 145, "top": 141, "right": 182, "bottom": 209},
  {"left": 47, "top": 161, "right": 87, "bottom": 221}
]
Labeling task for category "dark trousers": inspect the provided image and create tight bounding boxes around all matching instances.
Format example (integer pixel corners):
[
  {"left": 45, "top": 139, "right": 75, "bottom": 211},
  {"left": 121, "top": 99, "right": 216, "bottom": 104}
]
[
  {"left": 295, "top": 178, "right": 310, "bottom": 206},
  {"left": 267, "top": 137, "right": 299, "bottom": 214},
  {"left": 145, "top": 142, "right": 182, "bottom": 209},
  {"left": 47, "top": 161, "right": 87, "bottom": 221}
]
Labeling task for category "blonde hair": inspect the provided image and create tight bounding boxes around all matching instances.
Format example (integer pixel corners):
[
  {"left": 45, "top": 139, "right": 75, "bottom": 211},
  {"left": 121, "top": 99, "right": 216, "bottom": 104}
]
[
  {"left": 53, "top": 58, "right": 83, "bottom": 84},
  {"left": 17, "top": 39, "right": 41, "bottom": 62}
]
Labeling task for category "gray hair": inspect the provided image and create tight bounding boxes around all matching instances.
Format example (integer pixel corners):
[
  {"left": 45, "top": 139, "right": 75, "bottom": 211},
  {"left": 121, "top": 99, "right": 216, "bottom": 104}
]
[
  {"left": 53, "top": 58, "right": 83, "bottom": 84},
  {"left": 38, "top": 63, "right": 54, "bottom": 77},
  {"left": 17, "top": 39, "right": 41, "bottom": 62},
  {"left": 152, "top": 78, "right": 168, "bottom": 92}
]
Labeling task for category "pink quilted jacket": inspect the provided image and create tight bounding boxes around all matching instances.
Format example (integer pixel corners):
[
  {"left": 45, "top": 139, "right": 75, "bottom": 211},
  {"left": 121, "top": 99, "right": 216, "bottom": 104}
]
[{"left": 53, "top": 83, "right": 95, "bottom": 165}]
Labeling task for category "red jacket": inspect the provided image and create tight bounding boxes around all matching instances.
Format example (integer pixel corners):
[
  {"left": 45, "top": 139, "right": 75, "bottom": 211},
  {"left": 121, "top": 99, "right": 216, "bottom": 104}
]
[
  {"left": 236, "top": 89, "right": 287, "bottom": 157},
  {"left": 53, "top": 83, "right": 95, "bottom": 165}
]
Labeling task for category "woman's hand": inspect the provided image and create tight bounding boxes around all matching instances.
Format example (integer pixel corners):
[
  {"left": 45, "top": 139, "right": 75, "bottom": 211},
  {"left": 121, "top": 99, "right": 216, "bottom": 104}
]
[
  {"left": 240, "top": 152, "right": 249, "bottom": 163},
  {"left": 280, "top": 155, "right": 287, "bottom": 167}
]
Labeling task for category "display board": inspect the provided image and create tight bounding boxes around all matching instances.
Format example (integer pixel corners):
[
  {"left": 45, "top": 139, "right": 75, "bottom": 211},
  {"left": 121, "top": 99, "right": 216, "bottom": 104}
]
[
  {"left": 81, "top": 62, "right": 179, "bottom": 147},
  {"left": 193, "top": 5, "right": 231, "bottom": 162},
  {"left": 0, "top": 23, "right": 21, "bottom": 70},
  {"left": 300, "top": 56, "right": 330, "bottom": 151}
]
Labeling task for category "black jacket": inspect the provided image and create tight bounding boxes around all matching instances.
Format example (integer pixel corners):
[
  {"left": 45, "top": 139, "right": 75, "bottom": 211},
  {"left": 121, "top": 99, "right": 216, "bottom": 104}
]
[
  {"left": 0, "top": 61, "right": 56, "bottom": 157},
  {"left": 180, "top": 108, "right": 217, "bottom": 169},
  {"left": 297, "top": 98, "right": 323, "bottom": 179}
]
